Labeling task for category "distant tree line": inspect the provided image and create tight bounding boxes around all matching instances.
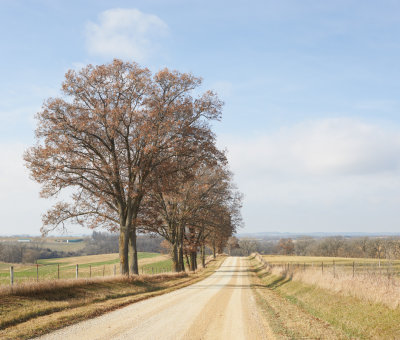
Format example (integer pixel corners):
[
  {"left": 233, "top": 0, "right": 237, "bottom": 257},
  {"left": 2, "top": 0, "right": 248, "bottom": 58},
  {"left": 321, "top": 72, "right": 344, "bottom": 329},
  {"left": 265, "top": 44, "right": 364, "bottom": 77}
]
[
  {"left": 227, "top": 236, "right": 400, "bottom": 260},
  {"left": 0, "top": 232, "right": 164, "bottom": 264},
  {"left": 0, "top": 243, "right": 76, "bottom": 263}
]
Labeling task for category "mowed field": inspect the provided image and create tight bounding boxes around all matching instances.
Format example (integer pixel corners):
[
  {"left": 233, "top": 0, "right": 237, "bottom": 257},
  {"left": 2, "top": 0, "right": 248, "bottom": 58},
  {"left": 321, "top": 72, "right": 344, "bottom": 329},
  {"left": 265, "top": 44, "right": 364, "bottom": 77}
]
[{"left": 0, "top": 252, "right": 172, "bottom": 285}]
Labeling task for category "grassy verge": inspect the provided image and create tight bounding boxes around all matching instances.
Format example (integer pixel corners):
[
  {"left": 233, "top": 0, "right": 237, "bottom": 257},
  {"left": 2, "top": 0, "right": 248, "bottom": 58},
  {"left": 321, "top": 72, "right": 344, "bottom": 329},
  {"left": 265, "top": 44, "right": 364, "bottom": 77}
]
[
  {"left": 0, "top": 255, "right": 225, "bottom": 340},
  {"left": 251, "top": 256, "right": 400, "bottom": 339}
]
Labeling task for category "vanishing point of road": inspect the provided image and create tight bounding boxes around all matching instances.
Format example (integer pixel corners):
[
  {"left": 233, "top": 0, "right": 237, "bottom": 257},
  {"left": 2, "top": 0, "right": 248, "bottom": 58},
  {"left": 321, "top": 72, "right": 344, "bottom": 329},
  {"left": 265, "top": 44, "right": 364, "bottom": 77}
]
[{"left": 38, "top": 257, "right": 272, "bottom": 340}]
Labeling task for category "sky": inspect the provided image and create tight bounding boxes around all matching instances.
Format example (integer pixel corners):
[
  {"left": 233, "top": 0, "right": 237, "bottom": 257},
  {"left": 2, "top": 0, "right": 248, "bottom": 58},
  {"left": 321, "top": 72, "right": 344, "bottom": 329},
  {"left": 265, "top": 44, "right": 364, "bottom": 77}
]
[{"left": 1, "top": 0, "right": 400, "bottom": 235}]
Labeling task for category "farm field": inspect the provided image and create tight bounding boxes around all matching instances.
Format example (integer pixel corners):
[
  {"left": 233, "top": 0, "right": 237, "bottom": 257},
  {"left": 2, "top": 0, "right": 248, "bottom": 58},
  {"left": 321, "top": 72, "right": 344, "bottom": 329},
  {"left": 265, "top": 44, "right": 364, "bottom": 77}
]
[
  {"left": 0, "top": 252, "right": 171, "bottom": 285},
  {"left": 0, "top": 236, "right": 89, "bottom": 252},
  {"left": 262, "top": 254, "right": 400, "bottom": 276}
]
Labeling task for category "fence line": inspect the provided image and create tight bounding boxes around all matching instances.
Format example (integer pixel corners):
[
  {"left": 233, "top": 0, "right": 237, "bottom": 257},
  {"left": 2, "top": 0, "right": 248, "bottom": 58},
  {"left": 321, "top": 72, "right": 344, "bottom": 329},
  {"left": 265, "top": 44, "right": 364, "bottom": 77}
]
[
  {"left": 253, "top": 252, "right": 400, "bottom": 287},
  {"left": 1, "top": 262, "right": 174, "bottom": 286}
]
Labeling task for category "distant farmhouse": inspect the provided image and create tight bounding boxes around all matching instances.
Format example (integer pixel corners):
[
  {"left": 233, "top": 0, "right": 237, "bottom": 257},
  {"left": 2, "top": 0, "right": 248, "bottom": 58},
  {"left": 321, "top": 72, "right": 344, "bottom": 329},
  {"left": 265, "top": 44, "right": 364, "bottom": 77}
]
[{"left": 17, "top": 239, "right": 31, "bottom": 243}]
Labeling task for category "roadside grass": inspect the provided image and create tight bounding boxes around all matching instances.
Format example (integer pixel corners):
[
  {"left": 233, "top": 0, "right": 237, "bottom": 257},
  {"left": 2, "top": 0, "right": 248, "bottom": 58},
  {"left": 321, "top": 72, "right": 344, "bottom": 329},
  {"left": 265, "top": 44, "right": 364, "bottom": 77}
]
[
  {"left": 0, "top": 255, "right": 225, "bottom": 340},
  {"left": 258, "top": 253, "right": 400, "bottom": 309},
  {"left": 252, "top": 256, "right": 400, "bottom": 339}
]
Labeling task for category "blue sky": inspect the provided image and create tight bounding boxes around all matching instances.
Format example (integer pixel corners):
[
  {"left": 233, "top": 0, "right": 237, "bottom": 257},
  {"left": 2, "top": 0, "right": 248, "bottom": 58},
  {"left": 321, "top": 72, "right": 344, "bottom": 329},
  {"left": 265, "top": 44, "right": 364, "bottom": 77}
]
[{"left": 1, "top": 0, "right": 400, "bottom": 235}]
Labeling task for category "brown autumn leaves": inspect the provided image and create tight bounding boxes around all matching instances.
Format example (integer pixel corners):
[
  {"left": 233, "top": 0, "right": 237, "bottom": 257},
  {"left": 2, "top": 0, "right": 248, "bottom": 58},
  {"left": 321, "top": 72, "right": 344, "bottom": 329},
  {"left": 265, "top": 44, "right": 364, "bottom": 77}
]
[{"left": 24, "top": 59, "right": 243, "bottom": 275}]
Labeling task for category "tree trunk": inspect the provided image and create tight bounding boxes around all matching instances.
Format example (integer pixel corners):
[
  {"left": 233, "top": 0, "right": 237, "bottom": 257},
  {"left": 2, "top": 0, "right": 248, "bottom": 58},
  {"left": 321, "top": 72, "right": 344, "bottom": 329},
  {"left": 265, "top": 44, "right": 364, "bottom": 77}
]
[
  {"left": 172, "top": 242, "right": 179, "bottom": 272},
  {"left": 119, "top": 226, "right": 129, "bottom": 275},
  {"left": 190, "top": 251, "right": 197, "bottom": 271},
  {"left": 212, "top": 239, "right": 216, "bottom": 259},
  {"left": 179, "top": 227, "right": 185, "bottom": 271},
  {"left": 201, "top": 244, "right": 206, "bottom": 268},
  {"left": 185, "top": 253, "right": 190, "bottom": 269},
  {"left": 129, "top": 227, "right": 139, "bottom": 275}
]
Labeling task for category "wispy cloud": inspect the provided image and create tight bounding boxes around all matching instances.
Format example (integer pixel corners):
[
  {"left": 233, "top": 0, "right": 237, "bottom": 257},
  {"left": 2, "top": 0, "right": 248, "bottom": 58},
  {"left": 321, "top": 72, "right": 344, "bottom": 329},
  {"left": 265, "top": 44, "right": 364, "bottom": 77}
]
[
  {"left": 222, "top": 118, "right": 400, "bottom": 177},
  {"left": 219, "top": 118, "right": 400, "bottom": 231},
  {"left": 85, "top": 8, "right": 169, "bottom": 61}
]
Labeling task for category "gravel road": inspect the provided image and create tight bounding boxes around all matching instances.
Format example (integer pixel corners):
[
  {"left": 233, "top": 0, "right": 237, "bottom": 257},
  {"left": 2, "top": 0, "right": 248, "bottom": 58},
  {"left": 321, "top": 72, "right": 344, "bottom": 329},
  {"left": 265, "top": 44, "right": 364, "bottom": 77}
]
[{"left": 37, "top": 257, "right": 272, "bottom": 340}]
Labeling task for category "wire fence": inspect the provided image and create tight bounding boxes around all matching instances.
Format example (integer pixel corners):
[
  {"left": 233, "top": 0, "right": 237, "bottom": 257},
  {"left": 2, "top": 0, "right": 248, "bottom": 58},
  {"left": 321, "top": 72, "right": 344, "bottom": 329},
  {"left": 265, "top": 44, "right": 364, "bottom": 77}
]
[
  {"left": 1, "top": 262, "right": 174, "bottom": 286},
  {"left": 1, "top": 253, "right": 215, "bottom": 286},
  {"left": 254, "top": 252, "right": 400, "bottom": 287}
]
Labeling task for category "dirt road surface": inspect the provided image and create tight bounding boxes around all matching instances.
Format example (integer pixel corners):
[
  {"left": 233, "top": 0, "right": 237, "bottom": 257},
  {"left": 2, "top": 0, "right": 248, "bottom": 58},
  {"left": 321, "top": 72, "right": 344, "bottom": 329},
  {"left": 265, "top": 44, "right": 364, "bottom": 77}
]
[{"left": 37, "top": 257, "right": 272, "bottom": 340}]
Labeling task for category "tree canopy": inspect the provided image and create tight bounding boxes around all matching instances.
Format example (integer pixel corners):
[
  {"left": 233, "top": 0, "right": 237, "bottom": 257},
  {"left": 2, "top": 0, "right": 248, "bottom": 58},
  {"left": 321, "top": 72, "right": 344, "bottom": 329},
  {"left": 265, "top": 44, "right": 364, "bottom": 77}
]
[{"left": 25, "top": 59, "right": 242, "bottom": 274}]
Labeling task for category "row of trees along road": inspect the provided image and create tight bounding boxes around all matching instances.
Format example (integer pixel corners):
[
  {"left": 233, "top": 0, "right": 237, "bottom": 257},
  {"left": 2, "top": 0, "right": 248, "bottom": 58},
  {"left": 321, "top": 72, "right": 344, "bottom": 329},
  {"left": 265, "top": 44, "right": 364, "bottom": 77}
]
[{"left": 25, "top": 59, "right": 243, "bottom": 275}]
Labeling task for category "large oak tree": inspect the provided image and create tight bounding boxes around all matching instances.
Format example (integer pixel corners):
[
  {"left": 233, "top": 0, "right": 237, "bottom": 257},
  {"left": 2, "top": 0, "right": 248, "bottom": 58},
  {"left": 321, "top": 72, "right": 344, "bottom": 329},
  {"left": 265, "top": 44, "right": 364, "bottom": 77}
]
[{"left": 25, "top": 59, "right": 222, "bottom": 275}]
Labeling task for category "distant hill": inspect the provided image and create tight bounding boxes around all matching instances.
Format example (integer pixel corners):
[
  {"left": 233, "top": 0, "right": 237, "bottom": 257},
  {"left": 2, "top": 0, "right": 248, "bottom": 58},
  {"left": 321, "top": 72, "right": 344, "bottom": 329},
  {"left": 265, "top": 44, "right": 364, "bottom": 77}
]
[{"left": 237, "top": 231, "right": 400, "bottom": 239}]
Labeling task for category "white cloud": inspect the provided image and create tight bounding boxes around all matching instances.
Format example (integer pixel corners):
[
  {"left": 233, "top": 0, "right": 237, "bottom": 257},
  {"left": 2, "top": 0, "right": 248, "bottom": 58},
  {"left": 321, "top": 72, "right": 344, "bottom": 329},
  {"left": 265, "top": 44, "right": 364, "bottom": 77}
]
[
  {"left": 85, "top": 8, "right": 169, "bottom": 61},
  {"left": 222, "top": 118, "right": 400, "bottom": 177},
  {"left": 219, "top": 118, "right": 400, "bottom": 232}
]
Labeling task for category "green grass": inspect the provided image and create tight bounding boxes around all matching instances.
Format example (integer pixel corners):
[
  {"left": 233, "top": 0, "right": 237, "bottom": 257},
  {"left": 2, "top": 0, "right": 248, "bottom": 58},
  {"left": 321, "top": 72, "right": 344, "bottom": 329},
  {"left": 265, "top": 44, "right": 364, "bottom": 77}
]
[
  {"left": 0, "top": 252, "right": 163, "bottom": 284},
  {"left": 141, "top": 259, "right": 173, "bottom": 274}
]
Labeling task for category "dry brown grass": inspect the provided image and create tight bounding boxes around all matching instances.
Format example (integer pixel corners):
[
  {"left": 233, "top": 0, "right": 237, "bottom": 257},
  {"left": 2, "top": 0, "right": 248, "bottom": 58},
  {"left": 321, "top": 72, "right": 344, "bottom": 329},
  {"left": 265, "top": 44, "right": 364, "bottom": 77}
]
[
  {"left": 255, "top": 253, "right": 400, "bottom": 309},
  {"left": 43, "top": 253, "right": 119, "bottom": 264},
  {"left": 251, "top": 257, "right": 400, "bottom": 339},
  {"left": 0, "top": 255, "right": 226, "bottom": 340},
  {"left": 0, "top": 272, "right": 186, "bottom": 296}
]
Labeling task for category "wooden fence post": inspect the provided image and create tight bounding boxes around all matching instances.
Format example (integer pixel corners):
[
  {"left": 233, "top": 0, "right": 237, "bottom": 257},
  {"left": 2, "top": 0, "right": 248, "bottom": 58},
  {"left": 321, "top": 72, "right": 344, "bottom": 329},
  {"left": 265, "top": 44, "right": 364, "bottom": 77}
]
[
  {"left": 10, "top": 266, "right": 14, "bottom": 286},
  {"left": 36, "top": 264, "right": 39, "bottom": 282},
  {"left": 89, "top": 265, "right": 92, "bottom": 278},
  {"left": 76, "top": 264, "right": 79, "bottom": 279},
  {"left": 103, "top": 265, "right": 105, "bottom": 277}
]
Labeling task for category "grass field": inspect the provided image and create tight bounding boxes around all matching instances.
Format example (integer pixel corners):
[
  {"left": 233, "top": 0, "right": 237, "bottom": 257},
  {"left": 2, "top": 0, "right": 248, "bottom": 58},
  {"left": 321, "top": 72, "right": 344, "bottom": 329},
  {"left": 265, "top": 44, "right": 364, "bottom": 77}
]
[
  {"left": 257, "top": 253, "right": 400, "bottom": 307},
  {"left": 251, "top": 256, "right": 400, "bottom": 339},
  {"left": 0, "top": 236, "right": 89, "bottom": 252},
  {"left": 261, "top": 254, "right": 400, "bottom": 276},
  {"left": 0, "top": 252, "right": 169, "bottom": 285}
]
